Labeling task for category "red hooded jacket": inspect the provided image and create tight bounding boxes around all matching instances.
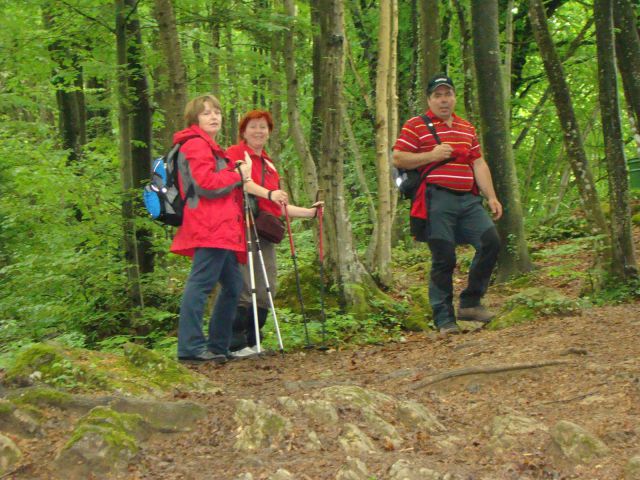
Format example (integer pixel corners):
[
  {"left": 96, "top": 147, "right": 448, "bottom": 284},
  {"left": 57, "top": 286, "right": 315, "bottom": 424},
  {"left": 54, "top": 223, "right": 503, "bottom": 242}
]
[{"left": 169, "top": 125, "right": 246, "bottom": 261}]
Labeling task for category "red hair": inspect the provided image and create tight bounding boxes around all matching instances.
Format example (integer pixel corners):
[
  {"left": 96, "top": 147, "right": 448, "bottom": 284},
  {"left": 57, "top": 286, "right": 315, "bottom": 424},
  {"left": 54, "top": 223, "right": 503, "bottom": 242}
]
[{"left": 238, "top": 110, "right": 274, "bottom": 143}]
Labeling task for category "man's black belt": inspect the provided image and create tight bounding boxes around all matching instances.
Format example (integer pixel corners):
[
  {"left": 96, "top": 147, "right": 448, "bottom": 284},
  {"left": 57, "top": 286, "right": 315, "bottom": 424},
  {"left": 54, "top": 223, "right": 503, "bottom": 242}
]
[{"left": 427, "top": 184, "right": 470, "bottom": 196}]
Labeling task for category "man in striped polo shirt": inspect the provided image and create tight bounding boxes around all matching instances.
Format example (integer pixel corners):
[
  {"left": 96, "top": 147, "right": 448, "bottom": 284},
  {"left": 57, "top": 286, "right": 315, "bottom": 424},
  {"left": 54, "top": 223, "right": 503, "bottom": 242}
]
[{"left": 392, "top": 74, "right": 502, "bottom": 334}]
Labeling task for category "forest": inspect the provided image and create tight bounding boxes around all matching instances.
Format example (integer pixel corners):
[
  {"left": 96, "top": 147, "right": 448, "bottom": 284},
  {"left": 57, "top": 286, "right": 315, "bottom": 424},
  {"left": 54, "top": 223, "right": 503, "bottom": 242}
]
[{"left": 1, "top": 0, "right": 639, "bottom": 361}]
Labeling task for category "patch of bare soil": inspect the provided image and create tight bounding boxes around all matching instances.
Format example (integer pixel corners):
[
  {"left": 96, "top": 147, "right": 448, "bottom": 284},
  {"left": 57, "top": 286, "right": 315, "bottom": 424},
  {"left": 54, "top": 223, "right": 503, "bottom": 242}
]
[{"left": 112, "top": 301, "right": 637, "bottom": 480}]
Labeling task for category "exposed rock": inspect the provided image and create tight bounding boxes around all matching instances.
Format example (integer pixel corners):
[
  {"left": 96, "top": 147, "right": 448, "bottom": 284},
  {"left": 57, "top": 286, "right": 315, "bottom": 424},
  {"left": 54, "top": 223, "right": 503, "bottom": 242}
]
[
  {"left": 338, "top": 423, "right": 376, "bottom": 456},
  {"left": 387, "top": 459, "right": 441, "bottom": 480},
  {"left": 109, "top": 397, "right": 206, "bottom": 432},
  {"left": 396, "top": 399, "right": 445, "bottom": 433},
  {"left": 361, "top": 406, "right": 403, "bottom": 449},
  {"left": 0, "top": 400, "right": 41, "bottom": 437},
  {"left": 320, "top": 385, "right": 395, "bottom": 410},
  {"left": 336, "top": 456, "right": 369, "bottom": 480},
  {"left": 277, "top": 396, "right": 299, "bottom": 414},
  {"left": 301, "top": 399, "right": 339, "bottom": 425},
  {"left": 0, "top": 434, "right": 21, "bottom": 475},
  {"left": 6, "top": 387, "right": 112, "bottom": 412},
  {"left": 305, "top": 430, "right": 323, "bottom": 451},
  {"left": 488, "top": 412, "right": 548, "bottom": 452},
  {"left": 234, "top": 399, "right": 292, "bottom": 452},
  {"left": 626, "top": 455, "right": 640, "bottom": 480},
  {"left": 235, "top": 474, "right": 253, "bottom": 480},
  {"left": 53, "top": 406, "right": 147, "bottom": 479},
  {"left": 550, "top": 420, "right": 610, "bottom": 464},
  {"left": 269, "top": 468, "right": 294, "bottom": 480}
]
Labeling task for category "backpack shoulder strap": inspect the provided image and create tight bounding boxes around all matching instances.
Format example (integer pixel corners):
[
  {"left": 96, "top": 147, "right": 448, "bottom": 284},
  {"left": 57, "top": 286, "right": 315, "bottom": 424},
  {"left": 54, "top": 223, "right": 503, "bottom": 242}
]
[{"left": 419, "top": 114, "right": 441, "bottom": 144}]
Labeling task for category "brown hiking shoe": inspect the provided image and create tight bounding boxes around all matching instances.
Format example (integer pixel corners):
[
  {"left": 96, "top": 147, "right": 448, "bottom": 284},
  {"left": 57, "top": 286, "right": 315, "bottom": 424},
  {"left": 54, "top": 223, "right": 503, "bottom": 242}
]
[
  {"left": 457, "top": 306, "right": 495, "bottom": 323},
  {"left": 438, "top": 322, "right": 461, "bottom": 334}
]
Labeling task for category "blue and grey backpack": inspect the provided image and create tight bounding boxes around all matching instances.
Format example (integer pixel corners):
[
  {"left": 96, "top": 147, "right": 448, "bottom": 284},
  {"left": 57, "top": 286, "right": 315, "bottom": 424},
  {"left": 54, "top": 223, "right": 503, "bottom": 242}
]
[{"left": 142, "top": 143, "right": 191, "bottom": 227}]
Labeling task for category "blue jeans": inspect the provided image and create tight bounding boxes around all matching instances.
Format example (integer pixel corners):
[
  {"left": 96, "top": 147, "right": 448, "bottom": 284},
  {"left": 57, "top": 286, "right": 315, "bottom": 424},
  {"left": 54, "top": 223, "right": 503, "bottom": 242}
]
[{"left": 177, "top": 248, "right": 243, "bottom": 357}]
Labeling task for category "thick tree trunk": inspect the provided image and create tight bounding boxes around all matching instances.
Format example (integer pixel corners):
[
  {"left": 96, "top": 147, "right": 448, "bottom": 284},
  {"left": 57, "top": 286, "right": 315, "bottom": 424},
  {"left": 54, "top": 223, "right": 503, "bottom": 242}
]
[
  {"left": 451, "top": 0, "right": 477, "bottom": 126},
  {"left": 116, "top": 0, "right": 144, "bottom": 312},
  {"left": 471, "top": 0, "right": 532, "bottom": 281},
  {"left": 152, "top": 0, "right": 188, "bottom": 149},
  {"left": 374, "top": 0, "right": 393, "bottom": 287},
  {"left": 614, "top": 0, "right": 640, "bottom": 127},
  {"left": 419, "top": 0, "right": 440, "bottom": 105},
  {"left": 315, "top": 0, "right": 378, "bottom": 307},
  {"left": 284, "top": 0, "right": 318, "bottom": 202},
  {"left": 528, "top": 0, "right": 607, "bottom": 237},
  {"left": 594, "top": 0, "right": 638, "bottom": 279}
]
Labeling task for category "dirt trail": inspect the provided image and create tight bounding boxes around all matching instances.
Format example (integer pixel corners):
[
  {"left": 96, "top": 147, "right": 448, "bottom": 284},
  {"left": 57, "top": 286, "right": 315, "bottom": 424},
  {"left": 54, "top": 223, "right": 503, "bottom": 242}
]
[{"left": 128, "top": 302, "right": 640, "bottom": 480}]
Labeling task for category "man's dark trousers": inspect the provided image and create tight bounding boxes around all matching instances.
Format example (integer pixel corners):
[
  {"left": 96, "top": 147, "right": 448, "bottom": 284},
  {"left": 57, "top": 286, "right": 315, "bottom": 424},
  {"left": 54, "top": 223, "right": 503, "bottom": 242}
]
[{"left": 425, "top": 186, "right": 500, "bottom": 328}]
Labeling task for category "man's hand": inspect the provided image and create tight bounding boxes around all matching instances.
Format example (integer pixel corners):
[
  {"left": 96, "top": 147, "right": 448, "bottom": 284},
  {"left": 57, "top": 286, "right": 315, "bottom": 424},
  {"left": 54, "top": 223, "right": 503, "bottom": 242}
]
[
  {"left": 430, "top": 143, "right": 454, "bottom": 162},
  {"left": 270, "top": 189, "right": 289, "bottom": 205},
  {"left": 487, "top": 198, "right": 503, "bottom": 220}
]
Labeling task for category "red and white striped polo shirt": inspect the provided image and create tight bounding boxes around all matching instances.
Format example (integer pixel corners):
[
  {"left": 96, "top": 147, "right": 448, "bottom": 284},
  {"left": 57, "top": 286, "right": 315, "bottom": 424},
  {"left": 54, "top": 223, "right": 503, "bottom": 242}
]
[{"left": 393, "top": 110, "right": 481, "bottom": 191}]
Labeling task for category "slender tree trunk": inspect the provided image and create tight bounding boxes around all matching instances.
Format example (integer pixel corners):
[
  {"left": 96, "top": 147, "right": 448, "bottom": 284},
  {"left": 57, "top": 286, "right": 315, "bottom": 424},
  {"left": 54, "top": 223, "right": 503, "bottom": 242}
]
[
  {"left": 210, "top": 19, "right": 221, "bottom": 95},
  {"left": 310, "top": 0, "right": 323, "bottom": 157},
  {"left": 374, "top": 0, "right": 393, "bottom": 287},
  {"left": 125, "top": 0, "right": 154, "bottom": 276},
  {"left": 315, "top": 0, "right": 378, "bottom": 308},
  {"left": 43, "top": 8, "right": 86, "bottom": 163},
  {"left": 116, "top": 0, "right": 144, "bottom": 312},
  {"left": 398, "top": 0, "right": 419, "bottom": 124},
  {"left": 471, "top": 0, "right": 532, "bottom": 280},
  {"left": 503, "top": 0, "right": 514, "bottom": 109},
  {"left": 226, "top": 26, "right": 239, "bottom": 144},
  {"left": 283, "top": 0, "right": 318, "bottom": 202},
  {"left": 451, "top": 0, "right": 477, "bottom": 125},
  {"left": 594, "top": 0, "right": 638, "bottom": 279},
  {"left": 269, "top": 17, "right": 284, "bottom": 165},
  {"left": 528, "top": 0, "right": 608, "bottom": 238},
  {"left": 152, "top": 0, "right": 188, "bottom": 149},
  {"left": 614, "top": 0, "right": 640, "bottom": 127},
  {"left": 388, "top": 0, "right": 400, "bottom": 227},
  {"left": 513, "top": 17, "right": 593, "bottom": 151},
  {"left": 419, "top": 0, "right": 440, "bottom": 105}
]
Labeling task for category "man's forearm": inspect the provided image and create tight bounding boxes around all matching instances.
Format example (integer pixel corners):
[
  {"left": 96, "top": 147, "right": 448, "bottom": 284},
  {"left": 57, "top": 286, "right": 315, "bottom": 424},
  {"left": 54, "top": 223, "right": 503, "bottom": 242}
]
[
  {"left": 392, "top": 150, "right": 440, "bottom": 170},
  {"left": 473, "top": 161, "right": 498, "bottom": 200}
]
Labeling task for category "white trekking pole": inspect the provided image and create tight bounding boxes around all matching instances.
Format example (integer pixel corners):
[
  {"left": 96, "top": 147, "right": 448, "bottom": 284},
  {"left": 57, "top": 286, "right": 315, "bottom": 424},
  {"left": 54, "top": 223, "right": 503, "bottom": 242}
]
[{"left": 248, "top": 207, "right": 285, "bottom": 356}]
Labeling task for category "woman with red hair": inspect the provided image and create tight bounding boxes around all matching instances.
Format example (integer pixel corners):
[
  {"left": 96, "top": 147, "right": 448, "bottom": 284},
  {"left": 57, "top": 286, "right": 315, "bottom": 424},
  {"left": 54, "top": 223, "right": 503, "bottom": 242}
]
[{"left": 226, "top": 110, "right": 322, "bottom": 357}]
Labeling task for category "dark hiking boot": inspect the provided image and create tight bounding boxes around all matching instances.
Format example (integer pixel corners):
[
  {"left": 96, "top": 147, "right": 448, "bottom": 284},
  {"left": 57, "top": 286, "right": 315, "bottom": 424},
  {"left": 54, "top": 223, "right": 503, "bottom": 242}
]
[
  {"left": 178, "top": 351, "right": 227, "bottom": 364},
  {"left": 457, "top": 305, "right": 495, "bottom": 323},
  {"left": 438, "top": 322, "right": 461, "bottom": 334}
]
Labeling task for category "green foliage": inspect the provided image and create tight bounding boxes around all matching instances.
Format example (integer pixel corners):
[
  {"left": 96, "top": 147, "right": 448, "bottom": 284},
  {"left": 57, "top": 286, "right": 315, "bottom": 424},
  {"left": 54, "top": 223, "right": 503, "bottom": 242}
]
[
  {"left": 591, "top": 276, "right": 640, "bottom": 305},
  {"left": 503, "top": 287, "right": 586, "bottom": 317},
  {"left": 528, "top": 215, "right": 591, "bottom": 243}
]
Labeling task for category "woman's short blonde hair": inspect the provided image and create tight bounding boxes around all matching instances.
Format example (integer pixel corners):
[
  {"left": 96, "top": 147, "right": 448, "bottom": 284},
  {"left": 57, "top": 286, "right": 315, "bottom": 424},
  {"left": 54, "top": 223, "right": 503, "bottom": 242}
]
[{"left": 183, "top": 95, "right": 222, "bottom": 127}]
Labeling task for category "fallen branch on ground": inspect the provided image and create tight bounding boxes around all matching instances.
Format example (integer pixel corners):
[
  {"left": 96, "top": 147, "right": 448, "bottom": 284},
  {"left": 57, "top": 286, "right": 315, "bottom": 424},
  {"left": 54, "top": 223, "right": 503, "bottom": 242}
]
[{"left": 412, "top": 360, "right": 570, "bottom": 390}]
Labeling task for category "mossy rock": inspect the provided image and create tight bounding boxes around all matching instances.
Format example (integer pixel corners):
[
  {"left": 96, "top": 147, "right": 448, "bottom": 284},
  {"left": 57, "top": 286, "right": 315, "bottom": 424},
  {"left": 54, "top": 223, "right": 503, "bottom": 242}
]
[
  {"left": 276, "top": 263, "right": 340, "bottom": 317},
  {"left": 632, "top": 212, "right": 640, "bottom": 226},
  {"left": 502, "top": 287, "right": 582, "bottom": 317},
  {"left": 3, "top": 343, "right": 108, "bottom": 391},
  {"left": 3, "top": 342, "right": 220, "bottom": 397},
  {"left": 6, "top": 387, "right": 74, "bottom": 409},
  {"left": 403, "top": 285, "right": 432, "bottom": 331},
  {"left": 55, "top": 406, "right": 147, "bottom": 477},
  {"left": 488, "top": 305, "right": 536, "bottom": 330}
]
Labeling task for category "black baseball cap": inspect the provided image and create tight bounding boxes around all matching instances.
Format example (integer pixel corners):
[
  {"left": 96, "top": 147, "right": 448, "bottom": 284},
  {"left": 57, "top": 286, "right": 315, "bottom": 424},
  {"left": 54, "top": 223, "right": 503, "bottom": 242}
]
[{"left": 426, "top": 74, "right": 455, "bottom": 95}]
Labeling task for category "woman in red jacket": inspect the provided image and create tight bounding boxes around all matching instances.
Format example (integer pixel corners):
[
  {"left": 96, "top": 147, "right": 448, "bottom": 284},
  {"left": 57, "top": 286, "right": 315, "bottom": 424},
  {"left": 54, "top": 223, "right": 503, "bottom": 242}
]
[
  {"left": 171, "top": 96, "right": 287, "bottom": 363},
  {"left": 225, "top": 110, "right": 322, "bottom": 358}
]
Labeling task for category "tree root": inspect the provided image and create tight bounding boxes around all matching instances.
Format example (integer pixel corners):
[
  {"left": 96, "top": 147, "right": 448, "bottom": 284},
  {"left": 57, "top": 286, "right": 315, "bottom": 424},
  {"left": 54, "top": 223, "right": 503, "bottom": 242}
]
[{"left": 412, "top": 360, "right": 570, "bottom": 390}]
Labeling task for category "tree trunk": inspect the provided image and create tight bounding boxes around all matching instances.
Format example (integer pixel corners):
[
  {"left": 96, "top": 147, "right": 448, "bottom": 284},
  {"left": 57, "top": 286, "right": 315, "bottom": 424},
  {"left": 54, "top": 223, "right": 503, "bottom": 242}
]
[
  {"left": 116, "top": 0, "right": 144, "bottom": 312},
  {"left": 374, "top": 0, "right": 393, "bottom": 287},
  {"left": 315, "top": 0, "right": 378, "bottom": 308},
  {"left": 283, "top": 0, "right": 318, "bottom": 202},
  {"left": 513, "top": 17, "right": 593, "bottom": 151},
  {"left": 451, "top": 0, "right": 477, "bottom": 126},
  {"left": 125, "top": 0, "right": 154, "bottom": 276},
  {"left": 503, "top": 0, "right": 514, "bottom": 108},
  {"left": 594, "top": 0, "right": 638, "bottom": 279},
  {"left": 152, "top": 0, "right": 188, "bottom": 149},
  {"left": 528, "top": 0, "right": 608, "bottom": 237},
  {"left": 43, "top": 7, "right": 86, "bottom": 163},
  {"left": 614, "top": 0, "right": 640, "bottom": 128},
  {"left": 225, "top": 26, "right": 239, "bottom": 144},
  {"left": 210, "top": 19, "right": 221, "bottom": 96},
  {"left": 419, "top": 0, "right": 440, "bottom": 105},
  {"left": 471, "top": 0, "right": 532, "bottom": 281},
  {"left": 388, "top": 0, "right": 400, "bottom": 228}
]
